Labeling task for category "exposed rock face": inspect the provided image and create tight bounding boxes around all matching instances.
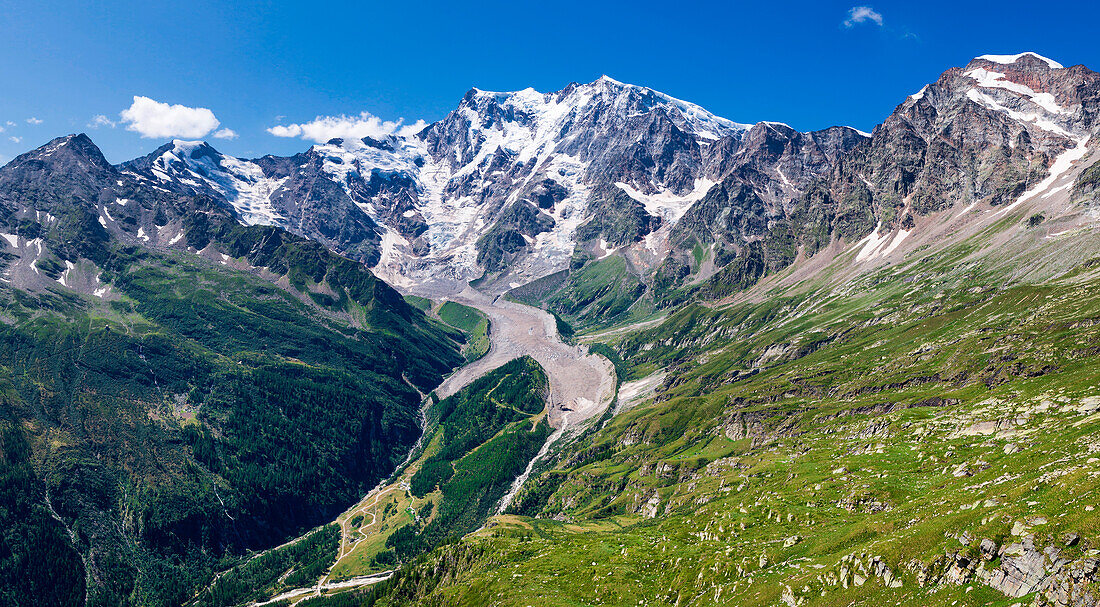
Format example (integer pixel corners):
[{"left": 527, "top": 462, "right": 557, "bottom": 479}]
[
  {"left": 911, "top": 533, "right": 1100, "bottom": 607},
  {"left": 253, "top": 147, "right": 383, "bottom": 265},
  {"left": 111, "top": 76, "right": 755, "bottom": 287},
  {"left": 638, "top": 491, "right": 661, "bottom": 519},
  {"left": 476, "top": 200, "right": 556, "bottom": 272},
  {"left": 0, "top": 134, "right": 118, "bottom": 265},
  {"left": 125, "top": 140, "right": 384, "bottom": 265},
  {"left": 855, "top": 53, "right": 1098, "bottom": 220},
  {"left": 0, "top": 134, "right": 246, "bottom": 278},
  {"left": 984, "top": 539, "right": 1061, "bottom": 597}
]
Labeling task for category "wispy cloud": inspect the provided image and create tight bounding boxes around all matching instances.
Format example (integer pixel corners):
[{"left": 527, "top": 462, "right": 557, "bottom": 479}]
[
  {"left": 119, "top": 96, "right": 220, "bottom": 139},
  {"left": 5, "top": 121, "right": 15, "bottom": 127},
  {"left": 843, "top": 6, "right": 883, "bottom": 28},
  {"left": 9, "top": 136, "right": 21, "bottom": 143},
  {"left": 87, "top": 114, "right": 117, "bottom": 129},
  {"left": 267, "top": 112, "right": 427, "bottom": 143},
  {"left": 25, "top": 117, "right": 43, "bottom": 125},
  {"left": 213, "top": 128, "right": 239, "bottom": 140}
]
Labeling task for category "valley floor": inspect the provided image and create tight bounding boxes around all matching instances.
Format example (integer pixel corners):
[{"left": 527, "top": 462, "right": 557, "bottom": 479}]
[{"left": 217, "top": 287, "right": 616, "bottom": 605}]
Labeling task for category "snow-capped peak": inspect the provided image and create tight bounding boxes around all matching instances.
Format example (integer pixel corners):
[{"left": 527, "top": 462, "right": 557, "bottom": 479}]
[
  {"left": 583, "top": 76, "right": 751, "bottom": 138},
  {"left": 143, "top": 140, "right": 287, "bottom": 226},
  {"left": 464, "top": 76, "right": 749, "bottom": 143},
  {"left": 169, "top": 139, "right": 209, "bottom": 153},
  {"left": 975, "top": 52, "right": 1064, "bottom": 70}
]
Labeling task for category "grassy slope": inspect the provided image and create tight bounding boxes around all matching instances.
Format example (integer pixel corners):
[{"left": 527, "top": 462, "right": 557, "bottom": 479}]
[
  {"left": 518, "top": 256, "right": 650, "bottom": 331},
  {"left": 311, "top": 231, "right": 1100, "bottom": 606},
  {"left": 436, "top": 301, "right": 490, "bottom": 361}
]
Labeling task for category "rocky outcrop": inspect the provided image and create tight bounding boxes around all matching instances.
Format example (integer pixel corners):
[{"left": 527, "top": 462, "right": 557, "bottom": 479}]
[
  {"left": 258, "top": 148, "right": 383, "bottom": 265},
  {"left": 575, "top": 183, "right": 662, "bottom": 247},
  {"left": 477, "top": 200, "right": 556, "bottom": 272},
  {"left": 910, "top": 534, "right": 1099, "bottom": 607}
]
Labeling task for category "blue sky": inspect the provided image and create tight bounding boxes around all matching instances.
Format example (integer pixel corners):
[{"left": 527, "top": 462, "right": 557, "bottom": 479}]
[{"left": 1, "top": 0, "right": 1097, "bottom": 164}]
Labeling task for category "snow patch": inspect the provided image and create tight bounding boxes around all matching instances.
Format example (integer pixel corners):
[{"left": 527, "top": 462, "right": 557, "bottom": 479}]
[
  {"left": 964, "top": 68, "right": 1068, "bottom": 115},
  {"left": 879, "top": 229, "right": 911, "bottom": 257},
  {"left": 855, "top": 223, "right": 889, "bottom": 262},
  {"left": 596, "top": 238, "right": 618, "bottom": 260},
  {"left": 0, "top": 233, "right": 18, "bottom": 248},
  {"left": 976, "top": 52, "right": 1063, "bottom": 69},
  {"left": 614, "top": 178, "right": 716, "bottom": 224},
  {"left": 1041, "top": 181, "right": 1074, "bottom": 199},
  {"left": 29, "top": 239, "right": 43, "bottom": 274},
  {"left": 995, "top": 136, "right": 1092, "bottom": 217},
  {"left": 855, "top": 224, "right": 910, "bottom": 261},
  {"left": 58, "top": 260, "right": 75, "bottom": 288},
  {"left": 965, "top": 89, "right": 1073, "bottom": 138}
]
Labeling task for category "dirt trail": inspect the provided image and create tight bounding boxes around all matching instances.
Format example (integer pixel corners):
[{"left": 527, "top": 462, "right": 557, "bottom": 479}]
[
  {"left": 427, "top": 286, "right": 616, "bottom": 430},
  {"left": 251, "top": 572, "right": 393, "bottom": 606}
]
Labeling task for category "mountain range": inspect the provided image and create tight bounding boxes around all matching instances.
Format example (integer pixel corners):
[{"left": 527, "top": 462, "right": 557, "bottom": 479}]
[{"left": 28, "top": 53, "right": 1080, "bottom": 298}]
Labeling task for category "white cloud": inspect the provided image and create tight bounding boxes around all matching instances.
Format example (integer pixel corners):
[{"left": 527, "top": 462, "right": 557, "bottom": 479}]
[
  {"left": 213, "top": 128, "right": 239, "bottom": 140},
  {"left": 9, "top": 136, "right": 21, "bottom": 143},
  {"left": 0, "top": 125, "right": 4, "bottom": 133},
  {"left": 25, "top": 117, "right": 43, "bottom": 125},
  {"left": 267, "top": 112, "right": 427, "bottom": 143},
  {"left": 5, "top": 121, "right": 14, "bottom": 127},
  {"left": 266, "top": 124, "right": 301, "bottom": 137},
  {"left": 844, "top": 6, "right": 883, "bottom": 27},
  {"left": 119, "top": 96, "right": 220, "bottom": 139},
  {"left": 87, "top": 114, "right": 117, "bottom": 129}
]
